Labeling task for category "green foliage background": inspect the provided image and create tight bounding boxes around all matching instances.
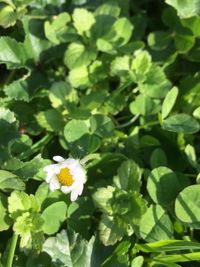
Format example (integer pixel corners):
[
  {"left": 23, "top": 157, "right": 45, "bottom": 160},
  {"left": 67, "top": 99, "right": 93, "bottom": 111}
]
[{"left": 0, "top": 0, "right": 200, "bottom": 266}]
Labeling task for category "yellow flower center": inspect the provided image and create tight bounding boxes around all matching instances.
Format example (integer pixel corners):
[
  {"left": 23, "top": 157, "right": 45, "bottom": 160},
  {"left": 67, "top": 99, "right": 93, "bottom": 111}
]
[{"left": 57, "top": 167, "right": 74, "bottom": 186}]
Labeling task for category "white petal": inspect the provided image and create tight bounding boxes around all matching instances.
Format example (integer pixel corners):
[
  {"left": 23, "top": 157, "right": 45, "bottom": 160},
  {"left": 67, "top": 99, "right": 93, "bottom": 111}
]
[
  {"left": 78, "top": 184, "right": 84, "bottom": 196},
  {"left": 43, "top": 164, "right": 55, "bottom": 173},
  {"left": 70, "top": 164, "right": 83, "bottom": 174},
  {"left": 49, "top": 176, "right": 60, "bottom": 191},
  {"left": 73, "top": 171, "right": 86, "bottom": 184},
  {"left": 61, "top": 186, "right": 71, "bottom": 194},
  {"left": 69, "top": 163, "right": 85, "bottom": 180},
  {"left": 45, "top": 173, "right": 53, "bottom": 183},
  {"left": 54, "top": 164, "right": 63, "bottom": 174},
  {"left": 70, "top": 189, "right": 79, "bottom": 201},
  {"left": 53, "top": 156, "right": 65, "bottom": 163},
  {"left": 64, "top": 159, "right": 79, "bottom": 168}
]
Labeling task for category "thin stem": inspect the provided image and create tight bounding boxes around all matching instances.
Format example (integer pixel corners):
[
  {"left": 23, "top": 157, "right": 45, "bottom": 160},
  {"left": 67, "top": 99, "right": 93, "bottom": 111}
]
[
  {"left": 6, "top": 233, "right": 18, "bottom": 267},
  {"left": 185, "top": 173, "right": 196, "bottom": 178},
  {"left": 18, "top": 133, "right": 53, "bottom": 160},
  {"left": 108, "top": 80, "right": 132, "bottom": 99},
  {"left": 138, "top": 121, "right": 160, "bottom": 130},
  {"left": 28, "top": 15, "right": 48, "bottom": 19},
  {"left": 80, "top": 153, "right": 100, "bottom": 165},
  {"left": 116, "top": 115, "right": 140, "bottom": 129},
  {"left": 117, "top": 114, "right": 133, "bottom": 122}
]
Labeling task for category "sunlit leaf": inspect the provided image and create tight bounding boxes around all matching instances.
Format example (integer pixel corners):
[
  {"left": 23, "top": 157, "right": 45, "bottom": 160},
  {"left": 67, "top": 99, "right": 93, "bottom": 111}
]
[{"left": 43, "top": 229, "right": 96, "bottom": 266}]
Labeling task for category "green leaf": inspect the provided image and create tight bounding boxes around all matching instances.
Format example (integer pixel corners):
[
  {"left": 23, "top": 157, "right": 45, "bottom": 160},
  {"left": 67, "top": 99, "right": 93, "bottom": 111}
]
[
  {"left": 165, "top": 0, "right": 200, "bottom": 18},
  {"left": 68, "top": 66, "right": 90, "bottom": 88},
  {"left": 130, "top": 95, "right": 159, "bottom": 116},
  {"left": 137, "top": 239, "right": 200, "bottom": 253},
  {"left": 72, "top": 8, "right": 95, "bottom": 35},
  {"left": 9, "top": 103, "right": 42, "bottom": 136},
  {"left": 14, "top": 211, "right": 44, "bottom": 250},
  {"left": 131, "top": 50, "right": 152, "bottom": 82},
  {"left": 35, "top": 182, "right": 49, "bottom": 206},
  {"left": 148, "top": 31, "right": 171, "bottom": 51},
  {"left": 11, "top": 134, "right": 33, "bottom": 154},
  {"left": 147, "top": 167, "right": 180, "bottom": 206},
  {"left": 67, "top": 197, "right": 95, "bottom": 239},
  {"left": 91, "top": 14, "right": 115, "bottom": 41},
  {"left": 36, "top": 0, "right": 65, "bottom": 7},
  {"left": 0, "top": 192, "right": 12, "bottom": 231},
  {"left": 14, "top": 155, "right": 49, "bottom": 181},
  {"left": 139, "top": 65, "right": 171, "bottom": 98},
  {"left": 139, "top": 204, "right": 173, "bottom": 242},
  {"left": 0, "top": 170, "right": 25, "bottom": 192},
  {"left": 64, "top": 119, "right": 89, "bottom": 143},
  {"left": 8, "top": 191, "right": 40, "bottom": 219},
  {"left": 105, "top": 93, "right": 126, "bottom": 115},
  {"left": 114, "top": 160, "right": 142, "bottom": 192},
  {"left": 162, "top": 114, "right": 200, "bottom": 134},
  {"left": 92, "top": 186, "right": 115, "bottom": 213},
  {"left": 36, "top": 109, "right": 65, "bottom": 132},
  {"left": 10, "top": 134, "right": 32, "bottom": 156},
  {"left": 119, "top": 40, "right": 145, "bottom": 54},
  {"left": 184, "top": 144, "right": 197, "bottom": 168},
  {"left": 43, "top": 229, "right": 96, "bottom": 266},
  {"left": 0, "top": 3, "right": 17, "bottom": 28},
  {"left": 175, "top": 185, "right": 200, "bottom": 228},
  {"left": 174, "top": 28, "right": 195, "bottom": 53},
  {"left": 89, "top": 60, "right": 108, "bottom": 83},
  {"left": 193, "top": 106, "right": 200, "bottom": 119},
  {"left": 44, "top": 12, "right": 71, "bottom": 44},
  {"left": 1, "top": 157, "right": 24, "bottom": 172},
  {"left": 49, "top": 81, "right": 78, "bottom": 108},
  {"left": 44, "top": 21, "right": 59, "bottom": 44},
  {"left": 140, "top": 135, "right": 160, "bottom": 147},
  {"left": 68, "top": 107, "right": 91, "bottom": 120},
  {"left": 111, "top": 17, "right": 133, "bottom": 47},
  {"left": 22, "top": 253, "right": 52, "bottom": 267},
  {"left": 154, "top": 251, "right": 200, "bottom": 263},
  {"left": 0, "top": 107, "right": 19, "bottom": 147},
  {"left": 162, "top": 7, "right": 183, "bottom": 30},
  {"left": 96, "top": 17, "right": 133, "bottom": 52},
  {"left": 41, "top": 201, "right": 67, "bottom": 235},
  {"left": 110, "top": 55, "right": 130, "bottom": 77},
  {"left": 80, "top": 91, "right": 107, "bottom": 110},
  {"left": 179, "top": 73, "right": 200, "bottom": 108},
  {"left": 162, "top": 86, "right": 179, "bottom": 119},
  {"left": 23, "top": 17, "right": 52, "bottom": 64},
  {"left": 51, "top": 12, "right": 70, "bottom": 30},
  {"left": 112, "top": 191, "right": 147, "bottom": 226},
  {"left": 0, "top": 36, "right": 28, "bottom": 69},
  {"left": 131, "top": 256, "right": 144, "bottom": 267},
  {"left": 96, "top": 38, "right": 114, "bottom": 54},
  {"left": 90, "top": 114, "right": 114, "bottom": 138},
  {"left": 103, "top": 241, "right": 131, "bottom": 267},
  {"left": 64, "top": 42, "right": 97, "bottom": 69},
  {"left": 95, "top": 1, "right": 121, "bottom": 17},
  {"left": 4, "top": 71, "right": 49, "bottom": 102},
  {"left": 67, "top": 134, "right": 100, "bottom": 158},
  {"left": 182, "top": 16, "right": 200, "bottom": 37},
  {"left": 99, "top": 214, "right": 126, "bottom": 246},
  {"left": 150, "top": 148, "right": 168, "bottom": 169}
]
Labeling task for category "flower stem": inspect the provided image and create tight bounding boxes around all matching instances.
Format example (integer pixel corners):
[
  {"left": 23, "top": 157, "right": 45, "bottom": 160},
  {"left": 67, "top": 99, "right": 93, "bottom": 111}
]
[
  {"left": 138, "top": 121, "right": 160, "bottom": 130},
  {"left": 116, "top": 115, "right": 140, "bottom": 129},
  {"left": 6, "top": 233, "right": 18, "bottom": 267},
  {"left": 80, "top": 153, "right": 100, "bottom": 165},
  {"left": 18, "top": 133, "right": 53, "bottom": 160}
]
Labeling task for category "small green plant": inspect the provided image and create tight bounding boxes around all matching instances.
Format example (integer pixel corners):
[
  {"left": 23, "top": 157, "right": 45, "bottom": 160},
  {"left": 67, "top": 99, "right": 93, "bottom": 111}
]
[{"left": 0, "top": 0, "right": 200, "bottom": 266}]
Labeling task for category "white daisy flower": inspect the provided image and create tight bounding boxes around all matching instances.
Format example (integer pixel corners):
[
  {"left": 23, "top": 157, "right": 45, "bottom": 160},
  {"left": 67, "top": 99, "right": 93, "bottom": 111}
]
[{"left": 43, "top": 156, "right": 86, "bottom": 201}]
